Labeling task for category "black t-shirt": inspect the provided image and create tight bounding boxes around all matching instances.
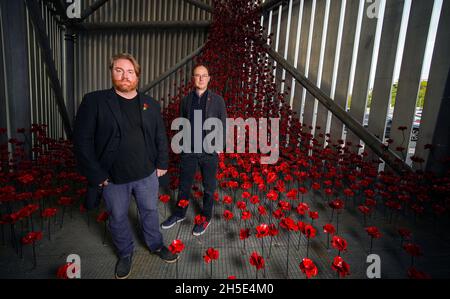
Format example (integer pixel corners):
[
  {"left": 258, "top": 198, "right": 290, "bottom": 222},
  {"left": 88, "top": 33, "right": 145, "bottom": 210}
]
[
  {"left": 109, "top": 93, "right": 154, "bottom": 184},
  {"left": 189, "top": 90, "right": 208, "bottom": 153}
]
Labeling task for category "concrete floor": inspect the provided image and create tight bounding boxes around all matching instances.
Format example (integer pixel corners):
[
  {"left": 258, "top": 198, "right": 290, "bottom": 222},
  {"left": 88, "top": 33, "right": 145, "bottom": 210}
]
[{"left": 1, "top": 186, "right": 449, "bottom": 279}]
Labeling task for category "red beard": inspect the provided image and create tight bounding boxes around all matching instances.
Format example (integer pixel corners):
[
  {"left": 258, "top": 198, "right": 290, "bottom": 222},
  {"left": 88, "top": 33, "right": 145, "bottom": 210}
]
[{"left": 112, "top": 77, "right": 138, "bottom": 92}]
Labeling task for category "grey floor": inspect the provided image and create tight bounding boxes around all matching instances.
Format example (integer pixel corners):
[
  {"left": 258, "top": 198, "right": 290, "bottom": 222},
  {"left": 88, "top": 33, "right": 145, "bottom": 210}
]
[{"left": 1, "top": 186, "right": 449, "bottom": 279}]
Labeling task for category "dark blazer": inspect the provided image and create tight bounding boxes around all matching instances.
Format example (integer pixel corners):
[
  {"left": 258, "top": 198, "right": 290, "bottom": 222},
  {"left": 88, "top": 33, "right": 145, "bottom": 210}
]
[
  {"left": 73, "top": 88, "right": 169, "bottom": 209},
  {"left": 180, "top": 90, "right": 227, "bottom": 153}
]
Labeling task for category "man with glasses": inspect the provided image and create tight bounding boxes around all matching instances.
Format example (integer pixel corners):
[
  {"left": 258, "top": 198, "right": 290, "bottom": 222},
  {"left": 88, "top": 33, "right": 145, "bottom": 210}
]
[
  {"left": 161, "top": 64, "right": 227, "bottom": 236},
  {"left": 73, "top": 53, "right": 178, "bottom": 279}
]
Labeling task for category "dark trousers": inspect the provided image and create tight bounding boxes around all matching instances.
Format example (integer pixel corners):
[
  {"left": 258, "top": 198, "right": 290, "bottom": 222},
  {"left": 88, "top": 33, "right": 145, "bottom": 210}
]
[
  {"left": 174, "top": 153, "right": 218, "bottom": 221},
  {"left": 102, "top": 171, "right": 163, "bottom": 257}
]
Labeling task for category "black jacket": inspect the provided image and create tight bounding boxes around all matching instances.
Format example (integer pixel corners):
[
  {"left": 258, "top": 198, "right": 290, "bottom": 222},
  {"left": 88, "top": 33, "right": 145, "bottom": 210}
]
[
  {"left": 73, "top": 88, "right": 169, "bottom": 209},
  {"left": 180, "top": 90, "right": 227, "bottom": 153}
]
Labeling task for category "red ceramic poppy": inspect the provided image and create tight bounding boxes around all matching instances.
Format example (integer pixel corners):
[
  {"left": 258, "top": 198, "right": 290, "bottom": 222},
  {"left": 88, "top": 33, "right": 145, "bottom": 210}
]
[
  {"left": 169, "top": 239, "right": 185, "bottom": 254},
  {"left": 249, "top": 252, "right": 265, "bottom": 270},
  {"left": 299, "top": 258, "right": 318, "bottom": 278}
]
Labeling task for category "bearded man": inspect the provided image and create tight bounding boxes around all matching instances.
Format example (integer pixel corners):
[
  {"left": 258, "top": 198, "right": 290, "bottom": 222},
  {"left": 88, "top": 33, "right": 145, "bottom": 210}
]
[{"left": 73, "top": 53, "right": 178, "bottom": 279}]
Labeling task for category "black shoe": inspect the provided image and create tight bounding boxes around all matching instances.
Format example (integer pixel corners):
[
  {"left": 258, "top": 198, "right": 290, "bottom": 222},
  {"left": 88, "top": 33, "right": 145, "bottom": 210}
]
[
  {"left": 115, "top": 254, "right": 132, "bottom": 279},
  {"left": 151, "top": 246, "right": 179, "bottom": 263},
  {"left": 192, "top": 219, "right": 210, "bottom": 236},
  {"left": 161, "top": 215, "right": 186, "bottom": 230}
]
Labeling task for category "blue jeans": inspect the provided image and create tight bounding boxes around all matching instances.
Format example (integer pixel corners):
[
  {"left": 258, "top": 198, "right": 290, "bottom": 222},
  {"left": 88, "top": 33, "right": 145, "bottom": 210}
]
[{"left": 102, "top": 171, "right": 163, "bottom": 257}]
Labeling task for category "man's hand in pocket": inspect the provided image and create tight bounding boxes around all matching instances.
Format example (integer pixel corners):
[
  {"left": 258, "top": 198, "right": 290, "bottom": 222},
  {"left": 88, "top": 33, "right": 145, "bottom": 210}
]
[{"left": 157, "top": 169, "right": 167, "bottom": 177}]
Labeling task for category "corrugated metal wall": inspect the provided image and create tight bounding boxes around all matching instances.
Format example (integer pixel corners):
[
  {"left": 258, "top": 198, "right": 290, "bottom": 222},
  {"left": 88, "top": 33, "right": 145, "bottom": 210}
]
[
  {"left": 0, "top": 5, "right": 7, "bottom": 142},
  {"left": 74, "top": 0, "right": 212, "bottom": 106},
  {"left": 260, "top": 0, "right": 448, "bottom": 169},
  {"left": 75, "top": 29, "right": 208, "bottom": 105},
  {"left": 26, "top": 1, "right": 66, "bottom": 139}
]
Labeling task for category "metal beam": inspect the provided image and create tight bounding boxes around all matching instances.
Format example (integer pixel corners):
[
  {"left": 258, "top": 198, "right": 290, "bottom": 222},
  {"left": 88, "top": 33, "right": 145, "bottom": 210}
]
[
  {"left": 141, "top": 45, "right": 205, "bottom": 94},
  {"left": 65, "top": 29, "right": 76, "bottom": 125},
  {"left": 79, "top": 0, "right": 109, "bottom": 22},
  {"left": 25, "top": 0, "right": 73, "bottom": 138},
  {"left": 1, "top": 0, "right": 31, "bottom": 149},
  {"left": 183, "top": 0, "right": 213, "bottom": 13},
  {"left": 260, "top": 41, "right": 412, "bottom": 175},
  {"left": 73, "top": 20, "right": 211, "bottom": 32}
]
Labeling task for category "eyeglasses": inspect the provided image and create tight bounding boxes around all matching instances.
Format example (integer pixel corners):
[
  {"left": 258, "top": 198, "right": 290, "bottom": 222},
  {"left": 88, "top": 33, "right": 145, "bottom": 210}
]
[
  {"left": 193, "top": 74, "right": 209, "bottom": 79},
  {"left": 113, "top": 68, "right": 136, "bottom": 76}
]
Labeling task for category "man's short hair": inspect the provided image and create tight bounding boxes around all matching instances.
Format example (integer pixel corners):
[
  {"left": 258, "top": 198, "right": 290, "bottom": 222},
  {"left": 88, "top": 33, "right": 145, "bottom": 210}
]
[
  {"left": 109, "top": 53, "right": 141, "bottom": 77},
  {"left": 192, "top": 63, "right": 210, "bottom": 76}
]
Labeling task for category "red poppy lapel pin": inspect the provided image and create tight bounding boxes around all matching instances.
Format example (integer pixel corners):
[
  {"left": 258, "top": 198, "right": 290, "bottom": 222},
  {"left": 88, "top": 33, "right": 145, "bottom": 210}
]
[{"left": 143, "top": 103, "right": 149, "bottom": 111}]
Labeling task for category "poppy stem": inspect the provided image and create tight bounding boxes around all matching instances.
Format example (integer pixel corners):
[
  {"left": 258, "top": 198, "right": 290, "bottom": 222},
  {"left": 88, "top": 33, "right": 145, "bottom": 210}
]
[
  {"left": 261, "top": 237, "right": 264, "bottom": 258},
  {"left": 327, "top": 234, "right": 330, "bottom": 250},
  {"left": 40, "top": 206, "right": 44, "bottom": 231},
  {"left": 176, "top": 218, "right": 183, "bottom": 239},
  {"left": 32, "top": 241, "right": 37, "bottom": 269},
  {"left": 286, "top": 231, "right": 290, "bottom": 279},
  {"left": 176, "top": 259, "right": 178, "bottom": 279},
  {"left": 297, "top": 232, "right": 302, "bottom": 251},
  {"left": 60, "top": 207, "right": 65, "bottom": 229},
  {"left": 30, "top": 214, "right": 34, "bottom": 232},
  {"left": 268, "top": 236, "right": 273, "bottom": 259},
  {"left": 336, "top": 212, "right": 340, "bottom": 235},
  {"left": 48, "top": 218, "right": 51, "bottom": 241},
  {"left": 306, "top": 237, "right": 310, "bottom": 258},
  {"left": 11, "top": 224, "right": 17, "bottom": 254},
  {"left": 210, "top": 261, "right": 213, "bottom": 279},
  {"left": 370, "top": 237, "right": 373, "bottom": 254}
]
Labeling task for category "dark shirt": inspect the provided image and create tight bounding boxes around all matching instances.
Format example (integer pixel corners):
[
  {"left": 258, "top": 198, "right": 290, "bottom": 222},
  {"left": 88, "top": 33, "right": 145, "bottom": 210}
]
[
  {"left": 189, "top": 90, "right": 208, "bottom": 153},
  {"left": 109, "top": 93, "right": 154, "bottom": 184}
]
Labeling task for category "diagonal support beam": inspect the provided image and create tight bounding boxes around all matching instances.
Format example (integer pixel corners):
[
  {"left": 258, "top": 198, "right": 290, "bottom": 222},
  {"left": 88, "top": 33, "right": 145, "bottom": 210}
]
[
  {"left": 260, "top": 41, "right": 412, "bottom": 175},
  {"left": 25, "top": 0, "right": 73, "bottom": 138},
  {"left": 141, "top": 44, "right": 205, "bottom": 94},
  {"left": 183, "top": 0, "right": 213, "bottom": 13},
  {"left": 79, "top": 0, "right": 109, "bottom": 22},
  {"left": 261, "top": 0, "right": 288, "bottom": 12}
]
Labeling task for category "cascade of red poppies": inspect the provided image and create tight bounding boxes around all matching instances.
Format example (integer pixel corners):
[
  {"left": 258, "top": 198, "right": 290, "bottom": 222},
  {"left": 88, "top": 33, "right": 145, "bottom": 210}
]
[{"left": 156, "top": 0, "right": 450, "bottom": 279}]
